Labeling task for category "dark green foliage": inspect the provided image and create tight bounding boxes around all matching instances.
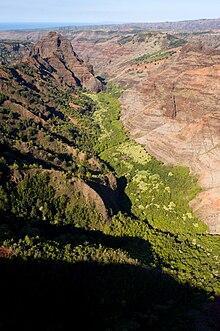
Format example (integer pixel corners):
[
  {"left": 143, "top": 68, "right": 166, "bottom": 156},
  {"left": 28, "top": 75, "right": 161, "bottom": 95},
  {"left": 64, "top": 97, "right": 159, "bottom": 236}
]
[
  {"left": 10, "top": 173, "right": 57, "bottom": 222},
  {"left": 0, "top": 55, "right": 219, "bottom": 331},
  {"left": 0, "top": 185, "right": 9, "bottom": 213},
  {"left": 0, "top": 93, "right": 7, "bottom": 105},
  {"left": 166, "top": 34, "right": 187, "bottom": 48},
  {"left": 0, "top": 171, "right": 102, "bottom": 230},
  {"left": 134, "top": 50, "right": 176, "bottom": 65},
  {"left": 0, "top": 40, "right": 30, "bottom": 64}
]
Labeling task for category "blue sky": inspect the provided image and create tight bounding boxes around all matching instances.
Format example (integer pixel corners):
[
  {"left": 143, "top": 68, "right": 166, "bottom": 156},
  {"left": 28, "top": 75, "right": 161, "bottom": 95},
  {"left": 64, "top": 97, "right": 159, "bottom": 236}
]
[{"left": 1, "top": 0, "right": 220, "bottom": 23}]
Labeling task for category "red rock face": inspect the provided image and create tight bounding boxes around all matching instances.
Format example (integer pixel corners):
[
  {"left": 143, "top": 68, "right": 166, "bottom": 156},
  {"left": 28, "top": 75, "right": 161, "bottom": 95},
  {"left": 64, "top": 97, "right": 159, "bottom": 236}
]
[
  {"left": 68, "top": 33, "right": 220, "bottom": 233},
  {"left": 120, "top": 43, "right": 220, "bottom": 233},
  {"left": 30, "top": 32, "right": 102, "bottom": 92}
]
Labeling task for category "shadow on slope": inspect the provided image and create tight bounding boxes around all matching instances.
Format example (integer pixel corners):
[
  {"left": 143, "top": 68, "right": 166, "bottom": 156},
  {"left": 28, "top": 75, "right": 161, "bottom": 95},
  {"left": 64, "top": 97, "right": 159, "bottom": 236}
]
[
  {"left": 23, "top": 223, "right": 156, "bottom": 265},
  {"left": 0, "top": 142, "right": 62, "bottom": 171},
  {"left": 87, "top": 175, "right": 133, "bottom": 216},
  {"left": 0, "top": 257, "right": 208, "bottom": 331}
]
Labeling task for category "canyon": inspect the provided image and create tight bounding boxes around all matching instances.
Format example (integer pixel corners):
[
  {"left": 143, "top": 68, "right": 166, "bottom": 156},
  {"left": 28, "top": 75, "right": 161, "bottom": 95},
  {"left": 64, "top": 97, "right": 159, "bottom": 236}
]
[
  {"left": 1, "top": 29, "right": 220, "bottom": 330},
  {"left": 69, "top": 30, "right": 220, "bottom": 234},
  {"left": 1, "top": 28, "right": 220, "bottom": 233}
]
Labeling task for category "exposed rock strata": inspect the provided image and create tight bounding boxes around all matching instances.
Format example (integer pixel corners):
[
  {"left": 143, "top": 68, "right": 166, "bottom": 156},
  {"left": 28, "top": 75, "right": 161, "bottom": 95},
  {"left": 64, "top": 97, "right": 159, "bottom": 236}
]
[
  {"left": 0, "top": 32, "right": 102, "bottom": 98},
  {"left": 0, "top": 32, "right": 101, "bottom": 101},
  {"left": 30, "top": 32, "right": 102, "bottom": 92},
  {"left": 120, "top": 43, "right": 220, "bottom": 234}
]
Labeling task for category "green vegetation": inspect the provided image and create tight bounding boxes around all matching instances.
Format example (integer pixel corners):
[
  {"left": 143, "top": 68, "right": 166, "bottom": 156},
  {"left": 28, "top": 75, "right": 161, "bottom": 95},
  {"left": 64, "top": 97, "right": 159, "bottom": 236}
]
[
  {"left": 89, "top": 91, "right": 219, "bottom": 294},
  {"left": 0, "top": 56, "right": 219, "bottom": 330},
  {"left": 0, "top": 40, "right": 30, "bottom": 64},
  {"left": 134, "top": 50, "right": 176, "bottom": 65},
  {"left": 166, "top": 34, "right": 187, "bottom": 48},
  {"left": 133, "top": 34, "right": 186, "bottom": 66},
  {"left": 0, "top": 92, "right": 7, "bottom": 105}
]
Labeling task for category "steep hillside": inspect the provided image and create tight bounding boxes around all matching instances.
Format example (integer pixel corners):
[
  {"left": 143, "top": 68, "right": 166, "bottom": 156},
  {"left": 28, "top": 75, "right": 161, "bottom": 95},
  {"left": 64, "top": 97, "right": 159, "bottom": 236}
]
[
  {"left": 67, "top": 28, "right": 220, "bottom": 235},
  {"left": 63, "top": 30, "right": 220, "bottom": 233},
  {"left": 0, "top": 39, "right": 30, "bottom": 64},
  {"left": 70, "top": 30, "right": 186, "bottom": 86},
  {"left": 120, "top": 42, "right": 220, "bottom": 234},
  {"left": 0, "top": 32, "right": 116, "bottom": 221},
  {"left": 1, "top": 32, "right": 220, "bottom": 331},
  {"left": 30, "top": 32, "right": 102, "bottom": 92},
  {"left": 174, "top": 30, "right": 220, "bottom": 49}
]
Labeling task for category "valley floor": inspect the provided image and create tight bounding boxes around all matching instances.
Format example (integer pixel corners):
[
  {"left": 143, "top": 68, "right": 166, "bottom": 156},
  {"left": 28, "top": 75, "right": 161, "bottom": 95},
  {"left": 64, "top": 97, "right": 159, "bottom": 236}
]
[{"left": 0, "top": 85, "right": 219, "bottom": 330}]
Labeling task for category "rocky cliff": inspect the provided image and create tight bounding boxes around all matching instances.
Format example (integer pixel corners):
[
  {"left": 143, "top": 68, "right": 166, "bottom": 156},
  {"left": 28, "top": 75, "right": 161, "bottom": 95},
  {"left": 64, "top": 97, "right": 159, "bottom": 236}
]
[
  {"left": 120, "top": 42, "right": 220, "bottom": 233},
  {"left": 29, "top": 32, "right": 102, "bottom": 92},
  {"left": 0, "top": 32, "right": 103, "bottom": 103}
]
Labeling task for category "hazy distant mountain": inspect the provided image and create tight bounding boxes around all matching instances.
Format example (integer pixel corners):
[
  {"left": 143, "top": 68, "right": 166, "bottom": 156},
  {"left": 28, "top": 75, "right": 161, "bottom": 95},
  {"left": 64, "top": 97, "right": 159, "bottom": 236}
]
[
  {"left": 0, "top": 18, "right": 220, "bottom": 41},
  {"left": 114, "top": 17, "right": 220, "bottom": 31}
]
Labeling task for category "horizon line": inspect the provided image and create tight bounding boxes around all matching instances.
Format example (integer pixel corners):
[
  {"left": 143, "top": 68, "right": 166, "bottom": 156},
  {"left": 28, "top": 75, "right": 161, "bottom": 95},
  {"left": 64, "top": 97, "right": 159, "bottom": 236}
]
[{"left": 1, "top": 17, "right": 220, "bottom": 25}]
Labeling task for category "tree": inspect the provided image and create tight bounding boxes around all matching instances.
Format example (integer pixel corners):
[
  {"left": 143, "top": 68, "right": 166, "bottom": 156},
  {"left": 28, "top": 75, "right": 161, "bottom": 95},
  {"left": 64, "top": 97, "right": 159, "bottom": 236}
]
[{"left": 0, "top": 93, "right": 7, "bottom": 105}]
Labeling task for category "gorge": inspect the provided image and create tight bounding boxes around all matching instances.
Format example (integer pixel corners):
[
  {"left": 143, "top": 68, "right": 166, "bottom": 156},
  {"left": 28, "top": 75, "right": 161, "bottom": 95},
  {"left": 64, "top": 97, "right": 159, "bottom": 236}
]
[{"left": 0, "top": 27, "right": 220, "bottom": 331}]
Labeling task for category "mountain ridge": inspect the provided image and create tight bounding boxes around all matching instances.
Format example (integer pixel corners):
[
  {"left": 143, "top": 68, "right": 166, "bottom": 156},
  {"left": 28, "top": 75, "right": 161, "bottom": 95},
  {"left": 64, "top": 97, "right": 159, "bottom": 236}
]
[
  {"left": 29, "top": 31, "right": 102, "bottom": 92},
  {"left": 1, "top": 18, "right": 220, "bottom": 42}
]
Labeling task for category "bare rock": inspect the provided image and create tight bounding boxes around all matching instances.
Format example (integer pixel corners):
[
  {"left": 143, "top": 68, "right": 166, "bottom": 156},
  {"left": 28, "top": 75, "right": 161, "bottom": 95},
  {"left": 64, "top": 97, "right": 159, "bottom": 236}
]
[
  {"left": 120, "top": 43, "right": 220, "bottom": 233},
  {"left": 30, "top": 32, "right": 102, "bottom": 92}
]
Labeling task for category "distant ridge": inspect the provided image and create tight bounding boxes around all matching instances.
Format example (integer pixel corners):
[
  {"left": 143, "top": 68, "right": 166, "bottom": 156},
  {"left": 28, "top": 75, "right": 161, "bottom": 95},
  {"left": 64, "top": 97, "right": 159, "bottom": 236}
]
[
  {"left": 40, "top": 17, "right": 220, "bottom": 31},
  {"left": 0, "top": 22, "right": 104, "bottom": 32},
  {"left": 78, "top": 17, "right": 220, "bottom": 31},
  {"left": 0, "top": 17, "right": 220, "bottom": 41},
  {"left": 0, "top": 18, "right": 220, "bottom": 33},
  {"left": 127, "top": 17, "right": 220, "bottom": 31}
]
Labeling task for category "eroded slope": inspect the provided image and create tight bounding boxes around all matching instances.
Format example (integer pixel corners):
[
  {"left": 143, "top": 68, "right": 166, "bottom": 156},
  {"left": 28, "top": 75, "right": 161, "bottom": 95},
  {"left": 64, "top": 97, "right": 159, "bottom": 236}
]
[{"left": 120, "top": 43, "right": 220, "bottom": 233}]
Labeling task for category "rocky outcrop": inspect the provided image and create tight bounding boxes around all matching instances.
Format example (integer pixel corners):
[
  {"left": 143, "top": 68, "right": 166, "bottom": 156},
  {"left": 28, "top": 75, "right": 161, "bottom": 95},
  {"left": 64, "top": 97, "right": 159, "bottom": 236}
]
[
  {"left": 120, "top": 42, "right": 220, "bottom": 234},
  {"left": 30, "top": 32, "right": 102, "bottom": 92},
  {"left": 0, "top": 33, "right": 103, "bottom": 110}
]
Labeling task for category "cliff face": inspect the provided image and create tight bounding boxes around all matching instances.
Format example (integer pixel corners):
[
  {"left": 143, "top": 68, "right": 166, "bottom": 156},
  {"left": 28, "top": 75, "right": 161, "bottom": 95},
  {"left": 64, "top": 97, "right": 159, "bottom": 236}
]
[
  {"left": 0, "top": 32, "right": 103, "bottom": 102},
  {"left": 120, "top": 43, "right": 220, "bottom": 234},
  {"left": 29, "top": 32, "right": 102, "bottom": 92},
  {"left": 70, "top": 30, "right": 176, "bottom": 85}
]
